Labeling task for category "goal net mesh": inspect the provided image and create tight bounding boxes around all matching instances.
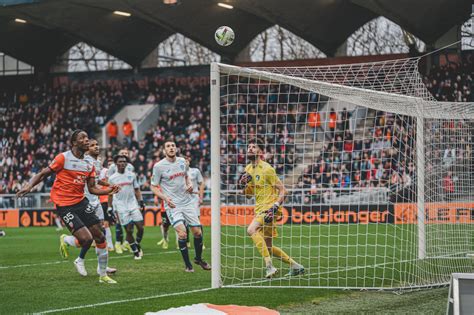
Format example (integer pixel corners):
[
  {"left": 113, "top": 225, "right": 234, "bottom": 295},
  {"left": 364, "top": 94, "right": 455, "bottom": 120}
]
[{"left": 214, "top": 58, "right": 474, "bottom": 289}]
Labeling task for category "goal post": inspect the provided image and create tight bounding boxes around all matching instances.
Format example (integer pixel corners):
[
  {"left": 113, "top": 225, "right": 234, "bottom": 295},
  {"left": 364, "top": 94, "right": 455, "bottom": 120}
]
[{"left": 210, "top": 59, "right": 474, "bottom": 290}]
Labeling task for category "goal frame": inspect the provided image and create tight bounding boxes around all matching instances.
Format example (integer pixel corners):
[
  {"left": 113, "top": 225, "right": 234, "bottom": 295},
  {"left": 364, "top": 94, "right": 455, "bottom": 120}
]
[{"left": 209, "top": 61, "right": 452, "bottom": 290}]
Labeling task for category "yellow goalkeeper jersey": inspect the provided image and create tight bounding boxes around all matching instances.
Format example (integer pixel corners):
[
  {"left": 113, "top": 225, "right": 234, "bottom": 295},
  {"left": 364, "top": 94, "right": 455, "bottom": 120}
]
[{"left": 244, "top": 160, "right": 281, "bottom": 214}]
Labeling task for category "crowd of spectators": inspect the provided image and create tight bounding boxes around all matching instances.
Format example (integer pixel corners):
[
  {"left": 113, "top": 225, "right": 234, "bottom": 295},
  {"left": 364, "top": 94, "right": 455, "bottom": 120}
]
[
  {"left": 0, "top": 53, "right": 472, "bottom": 206},
  {"left": 296, "top": 54, "right": 473, "bottom": 204}
]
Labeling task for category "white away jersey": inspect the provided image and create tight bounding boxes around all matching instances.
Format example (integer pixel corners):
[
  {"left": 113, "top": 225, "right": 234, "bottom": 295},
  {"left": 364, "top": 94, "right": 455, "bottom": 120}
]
[
  {"left": 107, "top": 162, "right": 134, "bottom": 178},
  {"left": 188, "top": 167, "right": 203, "bottom": 202},
  {"left": 151, "top": 157, "right": 193, "bottom": 210},
  {"left": 108, "top": 170, "right": 139, "bottom": 211},
  {"left": 84, "top": 155, "right": 103, "bottom": 205}
]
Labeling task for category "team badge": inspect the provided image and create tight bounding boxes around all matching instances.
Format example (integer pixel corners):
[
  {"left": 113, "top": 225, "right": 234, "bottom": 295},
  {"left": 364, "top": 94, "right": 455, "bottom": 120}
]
[{"left": 256, "top": 175, "right": 260, "bottom": 181}]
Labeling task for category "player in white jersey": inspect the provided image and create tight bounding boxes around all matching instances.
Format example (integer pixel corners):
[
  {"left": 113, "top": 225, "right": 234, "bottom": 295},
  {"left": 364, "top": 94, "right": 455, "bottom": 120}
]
[
  {"left": 151, "top": 141, "right": 211, "bottom": 272},
  {"left": 185, "top": 157, "right": 205, "bottom": 249},
  {"left": 108, "top": 155, "right": 146, "bottom": 260},
  {"left": 59, "top": 139, "right": 117, "bottom": 274},
  {"left": 107, "top": 148, "right": 135, "bottom": 254}
]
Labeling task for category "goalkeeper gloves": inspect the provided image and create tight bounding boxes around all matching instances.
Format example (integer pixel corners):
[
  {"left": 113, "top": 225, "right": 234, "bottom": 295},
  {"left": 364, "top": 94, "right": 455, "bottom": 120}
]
[
  {"left": 238, "top": 172, "right": 252, "bottom": 189},
  {"left": 139, "top": 200, "right": 146, "bottom": 212},
  {"left": 264, "top": 202, "right": 280, "bottom": 223},
  {"left": 107, "top": 207, "right": 116, "bottom": 222}
]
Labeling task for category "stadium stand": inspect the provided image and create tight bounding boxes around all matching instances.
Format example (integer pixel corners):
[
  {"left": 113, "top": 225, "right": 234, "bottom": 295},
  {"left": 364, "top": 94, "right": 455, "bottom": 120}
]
[{"left": 0, "top": 54, "right": 472, "bottom": 198}]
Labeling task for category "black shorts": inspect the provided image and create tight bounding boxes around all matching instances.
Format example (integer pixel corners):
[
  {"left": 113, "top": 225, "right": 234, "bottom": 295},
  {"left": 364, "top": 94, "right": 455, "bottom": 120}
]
[
  {"left": 101, "top": 202, "right": 114, "bottom": 223},
  {"left": 161, "top": 211, "right": 170, "bottom": 228},
  {"left": 56, "top": 198, "right": 100, "bottom": 234}
]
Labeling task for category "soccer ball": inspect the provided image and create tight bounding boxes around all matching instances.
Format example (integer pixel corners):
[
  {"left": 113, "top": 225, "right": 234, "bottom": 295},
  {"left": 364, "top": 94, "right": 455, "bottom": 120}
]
[
  {"left": 215, "top": 26, "right": 235, "bottom": 46},
  {"left": 0, "top": 230, "right": 5, "bottom": 237}
]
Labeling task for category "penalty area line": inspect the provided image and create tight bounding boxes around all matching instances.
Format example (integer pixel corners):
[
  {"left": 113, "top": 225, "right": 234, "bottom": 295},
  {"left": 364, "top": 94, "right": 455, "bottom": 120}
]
[{"left": 34, "top": 287, "right": 214, "bottom": 314}]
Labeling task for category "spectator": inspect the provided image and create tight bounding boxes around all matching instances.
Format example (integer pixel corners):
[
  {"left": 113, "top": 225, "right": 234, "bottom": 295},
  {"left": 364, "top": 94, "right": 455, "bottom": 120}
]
[
  {"left": 107, "top": 120, "right": 119, "bottom": 146},
  {"left": 443, "top": 171, "right": 455, "bottom": 201},
  {"left": 122, "top": 119, "right": 134, "bottom": 147},
  {"left": 308, "top": 110, "right": 323, "bottom": 141}
]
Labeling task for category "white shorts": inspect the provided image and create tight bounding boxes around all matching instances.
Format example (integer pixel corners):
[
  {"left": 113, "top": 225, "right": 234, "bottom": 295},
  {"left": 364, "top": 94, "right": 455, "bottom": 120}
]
[
  {"left": 167, "top": 207, "right": 201, "bottom": 228},
  {"left": 90, "top": 202, "right": 104, "bottom": 221},
  {"left": 192, "top": 199, "right": 201, "bottom": 217},
  {"left": 116, "top": 208, "right": 143, "bottom": 226}
]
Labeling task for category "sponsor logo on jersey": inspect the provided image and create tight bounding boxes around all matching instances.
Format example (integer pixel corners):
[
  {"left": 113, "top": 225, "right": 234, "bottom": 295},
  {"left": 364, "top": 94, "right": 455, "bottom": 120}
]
[{"left": 169, "top": 172, "right": 186, "bottom": 180}]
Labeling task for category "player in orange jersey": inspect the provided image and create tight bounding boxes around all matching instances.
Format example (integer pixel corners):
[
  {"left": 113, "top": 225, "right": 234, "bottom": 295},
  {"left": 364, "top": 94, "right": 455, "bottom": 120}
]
[{"left": 17, "top": 130, "right": 120, "bottom": 284}]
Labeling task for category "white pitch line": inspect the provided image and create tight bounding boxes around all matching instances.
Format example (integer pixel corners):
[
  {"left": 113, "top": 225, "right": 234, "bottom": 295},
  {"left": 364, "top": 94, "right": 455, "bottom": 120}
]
[
  {"left": 34, "top": 287, "right": 214, "bottom": 314},
  {"left": 0, "top": 250, "right": 176, "bottom": 270}
]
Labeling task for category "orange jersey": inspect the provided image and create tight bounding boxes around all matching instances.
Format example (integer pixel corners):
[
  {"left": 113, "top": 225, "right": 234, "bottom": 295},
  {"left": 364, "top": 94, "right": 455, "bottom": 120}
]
[{"left": 49, "top": 151, "right": 96, "bottom": 207}]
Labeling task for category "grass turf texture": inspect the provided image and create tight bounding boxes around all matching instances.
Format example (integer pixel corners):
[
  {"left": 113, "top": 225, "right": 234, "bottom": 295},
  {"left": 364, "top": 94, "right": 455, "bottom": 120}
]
[{"left": 0, "top": 227, "right": 455, "bottom": 314}]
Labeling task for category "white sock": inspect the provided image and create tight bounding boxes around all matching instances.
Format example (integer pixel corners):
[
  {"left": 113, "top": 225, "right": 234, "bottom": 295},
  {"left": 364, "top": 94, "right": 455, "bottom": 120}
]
[
  {"left": 105, "top": 227, "right": 114, "bottom": 249},
  {"left": 75, "top": 257, "right": 84, "bottom": 263},
  {"left": 96, "top": 247, "right": 108, "bottom": 277},
  {"left": 64, "top": 235, "right": 79, "bottom": 247},
  {"left": 54, "top": 217, "right": 63, "bottom": 229}
]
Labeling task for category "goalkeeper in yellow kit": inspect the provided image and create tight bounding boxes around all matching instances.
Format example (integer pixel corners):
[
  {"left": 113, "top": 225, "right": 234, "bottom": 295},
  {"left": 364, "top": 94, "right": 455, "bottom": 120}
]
[{"left": 239, "top": 138, "right": 305, "bottom": 278}]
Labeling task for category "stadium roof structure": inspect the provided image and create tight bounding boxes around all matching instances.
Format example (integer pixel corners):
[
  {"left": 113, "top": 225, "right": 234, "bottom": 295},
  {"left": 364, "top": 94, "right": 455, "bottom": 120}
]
[{"left": 0, "top": 0, "right": 471, "bottom": 69}]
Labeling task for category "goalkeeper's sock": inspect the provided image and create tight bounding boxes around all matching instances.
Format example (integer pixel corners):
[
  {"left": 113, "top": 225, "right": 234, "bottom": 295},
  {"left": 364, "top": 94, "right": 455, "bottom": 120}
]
[
  {"left": 178, "top": 239, "right": 193, "bottom": 268},
  {"left": 271, "top": 246, "right": 297, "bottom": 266},
  {"left": 115, "top": 224, "right": 123, "bottom": 243},
  {"left": 193, "top": 235, "right": 203, "bottom": 261},
  {"left": 250, "top": 233, "right": 272, "bottom": 266}
]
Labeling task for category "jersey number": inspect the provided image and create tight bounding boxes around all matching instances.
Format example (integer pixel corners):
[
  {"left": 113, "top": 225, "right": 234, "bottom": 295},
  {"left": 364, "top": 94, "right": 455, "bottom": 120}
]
[{"left": 63, "top": 212, "right": 75, "bottom": 223}]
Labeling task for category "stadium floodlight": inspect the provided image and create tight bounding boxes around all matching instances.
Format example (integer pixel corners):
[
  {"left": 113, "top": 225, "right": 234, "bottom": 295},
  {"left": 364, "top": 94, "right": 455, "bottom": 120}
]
[
  {"left": 14, "top": 18, "right": 26, "bottom": 23},
  {"left": 113, "top": 11, "right": 131, "bottom": 17},
  {"left": 210, "top": 59, "right": 474, "bottom": 290},
  {"left": 217, "top": 3, "right": 233, "bottom": 9}
]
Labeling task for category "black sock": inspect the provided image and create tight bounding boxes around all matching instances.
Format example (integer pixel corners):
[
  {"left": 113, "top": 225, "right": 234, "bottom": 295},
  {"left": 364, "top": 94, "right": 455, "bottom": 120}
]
[
  {"left": 79, "top": 243, "right": 91, "bottom": 259},
  {"left": 136, "top": 228, "right": 143, "bottom": 244},
  {"left": 130, "top": 242, "right": 139, "bottom": 257},
  {"left": 178, "top": 239, "right": 192, "bottom": 268},
  {"left": 194, "top": 235, "right": 203, "bottom": 261},
  {"left": 115, "top": 224, "right": 123, "bottom": 243}
]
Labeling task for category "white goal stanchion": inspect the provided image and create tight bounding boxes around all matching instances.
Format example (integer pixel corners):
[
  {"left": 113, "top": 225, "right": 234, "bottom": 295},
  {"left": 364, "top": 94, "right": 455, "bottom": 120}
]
[{"left": 210, "top": 59, "right": 474, "bottom": 290}]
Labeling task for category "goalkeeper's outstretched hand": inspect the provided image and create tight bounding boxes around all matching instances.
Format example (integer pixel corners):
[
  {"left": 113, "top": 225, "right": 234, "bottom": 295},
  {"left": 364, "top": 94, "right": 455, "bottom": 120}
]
[
  {"left": 264, "top": 203, "right": 280, "bottom": 223},
  {"left": 238, "top": 172, "right": 252, "bottom": 189}
]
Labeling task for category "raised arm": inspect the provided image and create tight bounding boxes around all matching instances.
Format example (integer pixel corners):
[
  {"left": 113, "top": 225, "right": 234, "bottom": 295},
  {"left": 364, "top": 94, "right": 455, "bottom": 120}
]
[{"left": 16, "top": 167, "right": 54, "bottom": 198}]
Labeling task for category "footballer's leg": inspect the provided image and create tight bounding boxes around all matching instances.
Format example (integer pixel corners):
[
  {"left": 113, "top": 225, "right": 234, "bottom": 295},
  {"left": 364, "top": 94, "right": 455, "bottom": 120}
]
[
  {"left": 184, "top": 207, "right": 210, "bottom": 270},
  {"left": 88, "top": 223, "right": 116, "bottom": 283},
  {"left": 264, "top": 224, "right": 304, "bottom": 277},
  {"left": 135, "top": 221, "right": 144, "bottom": 257},
  {"left": 190, "top": 226, "right": 211, "bottom": 270},
  {"left": 101, "top": 202, "right": 114, "bottom": 251},
  {"left": 175, "top": 223, "right": 194, "bottom": 272},
  {"left": 56, "top": 202, "right": 92, "bottom": 275},
  {"left": 71, "top": 227, "right": 94, "bottom": 277},
  {"left": 247, "top": 219, "right": 277, "bottom": 278},
  {"left": 125, "top": 222, "right": 140, "bottom": 260}
]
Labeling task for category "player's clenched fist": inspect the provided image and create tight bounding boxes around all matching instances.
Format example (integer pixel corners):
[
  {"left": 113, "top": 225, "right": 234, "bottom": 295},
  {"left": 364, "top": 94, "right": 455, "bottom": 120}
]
[{"left": 238, "top": 172, "right": 252, "bottom": 189}]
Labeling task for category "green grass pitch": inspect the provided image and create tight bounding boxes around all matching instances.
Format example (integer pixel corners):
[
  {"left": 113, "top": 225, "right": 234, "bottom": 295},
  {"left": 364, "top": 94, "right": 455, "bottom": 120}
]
[{"left": 0, "top": 226, "right": 458, "bottom": 314}]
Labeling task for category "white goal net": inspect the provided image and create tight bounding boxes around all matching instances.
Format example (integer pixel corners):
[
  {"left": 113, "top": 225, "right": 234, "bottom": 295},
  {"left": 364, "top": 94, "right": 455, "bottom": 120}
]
[{"left": 210, "top": 58, "right": 474, "bottom": 290}]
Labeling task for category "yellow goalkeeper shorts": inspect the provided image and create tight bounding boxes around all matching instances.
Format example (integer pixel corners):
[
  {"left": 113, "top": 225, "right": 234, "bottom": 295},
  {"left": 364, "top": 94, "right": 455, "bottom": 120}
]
[{"left": 254, "top": 208, "right": 282, "bottom": 238}]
